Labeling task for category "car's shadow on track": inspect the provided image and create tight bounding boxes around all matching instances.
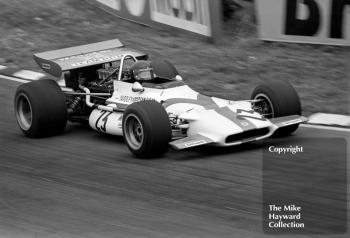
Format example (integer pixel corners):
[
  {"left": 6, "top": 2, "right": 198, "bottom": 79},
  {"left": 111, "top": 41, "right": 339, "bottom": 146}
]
[
  {"left": 62, "top": 122, "right": 88, "bottom": 134},
  {"left": 65, "top": 122, "right": 124, "bottom": 141}
]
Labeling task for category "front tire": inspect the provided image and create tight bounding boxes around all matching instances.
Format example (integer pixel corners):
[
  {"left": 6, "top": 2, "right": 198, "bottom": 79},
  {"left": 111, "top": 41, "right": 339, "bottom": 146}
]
[
  {"left": 123, "top": 100, "right": 171, "bottom": 158},
  {"left": 14, "top": 79, "right": 67, "bottom": 137},
  {"left": 251, "top": 80, "right": 301, "bottom": 136}
]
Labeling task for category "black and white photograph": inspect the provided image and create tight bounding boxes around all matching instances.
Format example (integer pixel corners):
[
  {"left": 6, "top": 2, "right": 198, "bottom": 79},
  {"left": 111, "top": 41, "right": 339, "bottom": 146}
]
[{"left": 0, "top": 0, "right": 349, "bottom": 237}]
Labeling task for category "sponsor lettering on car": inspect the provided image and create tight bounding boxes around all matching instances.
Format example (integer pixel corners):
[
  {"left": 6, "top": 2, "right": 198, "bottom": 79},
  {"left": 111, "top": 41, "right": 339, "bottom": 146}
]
[
  {"left": 71, "top": 55, "right": 124, "bottom": 67},
  {"left": 57, "top": 50, "right": 113, "bottom": 61},
  {"left": 184, "top": 140, "right": 207, "bottom": 148},
  {"left": 120, "top": 95, "right": 155, "bottom": 103}
]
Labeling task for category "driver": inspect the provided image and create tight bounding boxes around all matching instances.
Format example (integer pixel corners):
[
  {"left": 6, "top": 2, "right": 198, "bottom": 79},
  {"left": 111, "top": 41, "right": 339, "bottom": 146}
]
[
  {"left": 128, "top": 60, "right": 183, "bottom": 84},
  {"left": 129, "top": 61, "right": 155, "bottom": 82}
]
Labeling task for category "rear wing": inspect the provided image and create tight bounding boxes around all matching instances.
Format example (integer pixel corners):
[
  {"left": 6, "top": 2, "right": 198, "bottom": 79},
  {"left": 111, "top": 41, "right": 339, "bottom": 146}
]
[{"left": 33, "top": 39, "right": 147, "bottom": 77}]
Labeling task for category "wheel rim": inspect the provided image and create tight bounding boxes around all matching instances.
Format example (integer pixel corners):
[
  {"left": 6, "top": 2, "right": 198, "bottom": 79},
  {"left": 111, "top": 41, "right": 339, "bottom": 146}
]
[
  {"left": 254, "top": 93, "right": 275, "bottom": 118},
  {"left": 124, "top": 113, "right": 144, "bottom": 150},
  {"left": 16, "top": 93, "right": 32, "bottom": 131}
]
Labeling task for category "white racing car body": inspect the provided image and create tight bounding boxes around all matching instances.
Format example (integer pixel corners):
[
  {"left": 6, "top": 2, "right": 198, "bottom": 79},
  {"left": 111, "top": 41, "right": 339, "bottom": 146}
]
[
  {"left": 15, "top": 39, "right": 307, "bottom": 158},
  {"left": 89, "top": 80, "right": 305, "bottom": 150}
]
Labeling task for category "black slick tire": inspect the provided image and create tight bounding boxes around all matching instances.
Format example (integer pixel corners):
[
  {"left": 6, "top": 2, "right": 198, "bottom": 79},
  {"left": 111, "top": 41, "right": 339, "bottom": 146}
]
[
  {"left": 251, "top": 80, "right": 301, "bottom": 136},
  {"left": 14, "top": 79, "right": 67, "bottom": 137},
  {"left": 123, "top": 100, "right": 171, "bottom": 158}
]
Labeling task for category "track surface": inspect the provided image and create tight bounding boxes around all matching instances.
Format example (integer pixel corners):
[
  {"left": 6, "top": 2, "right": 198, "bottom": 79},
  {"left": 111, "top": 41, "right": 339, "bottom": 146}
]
[{"left": 0, "top": 79, "right": 349, "bottom": 238}]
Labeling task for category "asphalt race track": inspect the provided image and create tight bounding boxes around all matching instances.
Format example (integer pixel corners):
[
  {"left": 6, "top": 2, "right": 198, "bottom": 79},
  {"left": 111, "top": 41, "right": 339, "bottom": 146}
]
[{"left": 0, "top": 78, "right": 349, "bottom": 238}]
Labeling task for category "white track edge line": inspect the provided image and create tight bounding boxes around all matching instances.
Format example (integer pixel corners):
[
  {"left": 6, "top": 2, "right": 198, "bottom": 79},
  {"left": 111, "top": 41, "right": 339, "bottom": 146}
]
[
  {"left": 300, "top": 124, "right": 350, "bottom": 132},
  {"left": 0, "top": 74, "right": 72, "bottom": 91},
  {"left": 12, "top": 70, "right": 46, "bottom": 80},
  {"left": 0, "top": 75, "right": 30, "bottom": 83}
]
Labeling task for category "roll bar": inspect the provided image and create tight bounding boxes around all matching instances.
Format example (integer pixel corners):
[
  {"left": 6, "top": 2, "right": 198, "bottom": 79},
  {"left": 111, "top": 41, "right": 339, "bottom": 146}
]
[{"left": 117, "top": 54, "right": 138, "bottom": 81}]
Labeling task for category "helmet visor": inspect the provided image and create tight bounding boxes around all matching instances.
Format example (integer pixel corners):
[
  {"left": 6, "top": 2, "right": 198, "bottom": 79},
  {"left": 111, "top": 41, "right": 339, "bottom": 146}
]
[{"left": 134, "top": 68, "right": 154, "bottom": 81}]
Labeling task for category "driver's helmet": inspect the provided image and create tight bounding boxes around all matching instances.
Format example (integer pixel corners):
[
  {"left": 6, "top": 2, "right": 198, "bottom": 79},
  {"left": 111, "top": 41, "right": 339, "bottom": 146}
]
[{"left": 129, "top": 61, "right": 154, "bottom": 81}]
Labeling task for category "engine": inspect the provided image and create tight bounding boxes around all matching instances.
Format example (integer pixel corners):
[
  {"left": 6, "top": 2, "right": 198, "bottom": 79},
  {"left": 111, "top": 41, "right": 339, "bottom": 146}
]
[
  {"left": 97, "top": 67, "right": 118, "bottom": 81},
  {"left": 64, "top": 59, "right": 136, "bottom": 121}
]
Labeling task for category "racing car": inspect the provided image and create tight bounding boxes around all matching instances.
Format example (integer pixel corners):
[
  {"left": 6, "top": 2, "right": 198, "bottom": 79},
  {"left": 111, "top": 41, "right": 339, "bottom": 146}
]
[{"left": 14, "top": 39, "right": 307, "bottom": 158}]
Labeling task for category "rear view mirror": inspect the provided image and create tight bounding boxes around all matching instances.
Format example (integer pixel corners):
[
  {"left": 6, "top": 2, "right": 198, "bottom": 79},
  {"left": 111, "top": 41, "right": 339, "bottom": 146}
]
[{"left": 132, "top": 82, "right": 144, "bottom": 93}]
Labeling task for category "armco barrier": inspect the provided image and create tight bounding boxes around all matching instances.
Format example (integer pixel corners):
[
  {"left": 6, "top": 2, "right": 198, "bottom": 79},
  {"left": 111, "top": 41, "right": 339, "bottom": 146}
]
[{"left": 89, "top": 0, "right": 222, "bottom": 41}]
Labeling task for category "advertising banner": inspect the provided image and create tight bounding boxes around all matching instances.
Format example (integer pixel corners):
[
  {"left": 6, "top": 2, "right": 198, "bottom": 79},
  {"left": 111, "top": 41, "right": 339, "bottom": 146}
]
[
  {"left": 256, "top": 0, "right": 350, "bottom": 45},
  {"left": 96, "top": 0, "right": 151, "bottom": 23},
  {"left": 94, "top": 0, "right": 221, "bottom": 40},
  {"left": 150, "top": 0, "right": 212, "bottom": 36}
]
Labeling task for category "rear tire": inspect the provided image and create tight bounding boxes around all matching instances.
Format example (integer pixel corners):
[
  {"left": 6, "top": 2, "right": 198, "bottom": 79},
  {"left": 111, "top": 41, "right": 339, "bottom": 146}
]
[
  {"left": 123, "top": 100, "right": 171, "bottom": 158},
  {"left": 251, "top": 80, "right": 301, "bottom": 136},
  {"left": 14, "top": 79, "right": 67, "bottom": 137}
]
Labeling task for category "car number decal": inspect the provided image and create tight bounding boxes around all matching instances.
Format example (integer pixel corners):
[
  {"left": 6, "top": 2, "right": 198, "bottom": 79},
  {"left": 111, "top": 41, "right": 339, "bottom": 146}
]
[{"left": 95, "top": 111, "right": 113, "bottom": 132}]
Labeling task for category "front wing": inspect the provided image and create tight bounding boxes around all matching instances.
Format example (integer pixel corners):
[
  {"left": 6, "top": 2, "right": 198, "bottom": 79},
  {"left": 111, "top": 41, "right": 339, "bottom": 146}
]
[{"left": 170, "top": 115, "right": 307, "bottom": 150}]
